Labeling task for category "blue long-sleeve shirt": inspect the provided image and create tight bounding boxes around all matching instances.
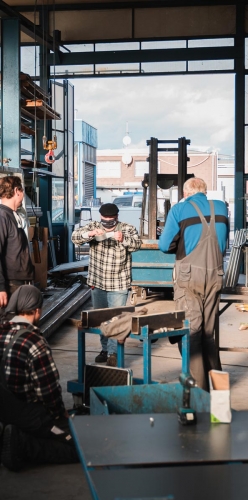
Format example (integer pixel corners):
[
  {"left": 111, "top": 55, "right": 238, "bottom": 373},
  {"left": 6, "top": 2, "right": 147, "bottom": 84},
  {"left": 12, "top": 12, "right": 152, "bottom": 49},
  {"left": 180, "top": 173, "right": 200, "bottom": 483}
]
[{"left": 159, "top": 193, "right": 229, "bottom": 260}]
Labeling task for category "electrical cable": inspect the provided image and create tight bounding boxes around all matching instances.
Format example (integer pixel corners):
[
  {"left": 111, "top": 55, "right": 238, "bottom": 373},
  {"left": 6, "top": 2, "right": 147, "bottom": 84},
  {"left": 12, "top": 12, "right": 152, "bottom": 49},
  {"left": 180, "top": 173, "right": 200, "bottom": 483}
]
[{"left": 159, "top": 154, "right": 211, "bottom": 168}]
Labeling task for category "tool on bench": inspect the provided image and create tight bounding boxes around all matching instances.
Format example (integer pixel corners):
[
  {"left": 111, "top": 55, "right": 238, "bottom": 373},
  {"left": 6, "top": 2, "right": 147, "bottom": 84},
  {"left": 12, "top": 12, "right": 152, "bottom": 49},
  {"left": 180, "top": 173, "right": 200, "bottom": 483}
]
[{"left": 178, "top": 373, "right": 197, "bottom": 425}]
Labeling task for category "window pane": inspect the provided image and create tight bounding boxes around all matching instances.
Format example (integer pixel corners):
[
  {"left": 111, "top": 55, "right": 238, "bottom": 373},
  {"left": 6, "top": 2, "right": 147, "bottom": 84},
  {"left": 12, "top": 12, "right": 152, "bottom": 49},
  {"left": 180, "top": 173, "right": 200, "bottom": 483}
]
[
  {"left": 188, "top": 60, "right": 234, "bottom": 71},
  {"left": 21, "top": 46, "right": 40, "bottom": 76},
  {"left": 97, "top": 161, "right": 121, "bottom": 178},
  {"left": 52, "top": 179, "right": 64, "bottom": 223},
  {"left": 142, "top": 40, "right": 186, "bottom": 49},
  {"left": 142, "top": 61, "right": 186, "bottom": 73},
  {"left": 52, "top": 130, "right": 64, "bottom": 176},
  {"left": 189, "top": 38, "right": 234, "bottom": 48},
  {"left": 135, "top": 161, "right": 149, "bottom": 177},
  {"left": 96, "top": 42, "right": 139, "bottom": 52},
  {"left": 95, "top": 63, "right": 139, "bottom": 75}
]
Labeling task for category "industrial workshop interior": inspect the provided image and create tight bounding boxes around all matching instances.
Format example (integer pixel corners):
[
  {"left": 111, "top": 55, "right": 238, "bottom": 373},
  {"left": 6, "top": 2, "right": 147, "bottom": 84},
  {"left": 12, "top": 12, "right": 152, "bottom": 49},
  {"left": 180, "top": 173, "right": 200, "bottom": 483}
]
[{"left": 2, "top": 1, "right": 248, "bottom": 499}]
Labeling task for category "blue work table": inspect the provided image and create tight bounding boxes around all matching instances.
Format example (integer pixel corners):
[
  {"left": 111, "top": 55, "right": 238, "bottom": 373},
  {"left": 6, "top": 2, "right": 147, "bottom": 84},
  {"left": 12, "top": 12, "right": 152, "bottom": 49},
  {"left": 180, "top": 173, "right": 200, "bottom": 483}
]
[{"left": 67, "top": 306, "right": 190, "bottom": 396}]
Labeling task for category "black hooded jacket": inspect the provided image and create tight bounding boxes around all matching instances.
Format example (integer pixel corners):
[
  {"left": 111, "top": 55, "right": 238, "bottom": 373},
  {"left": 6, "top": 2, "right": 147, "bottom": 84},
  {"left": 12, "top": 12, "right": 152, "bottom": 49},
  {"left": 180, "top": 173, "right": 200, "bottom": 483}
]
[{"left": 0, "top": 205, "right": 34, "bottom": 292}]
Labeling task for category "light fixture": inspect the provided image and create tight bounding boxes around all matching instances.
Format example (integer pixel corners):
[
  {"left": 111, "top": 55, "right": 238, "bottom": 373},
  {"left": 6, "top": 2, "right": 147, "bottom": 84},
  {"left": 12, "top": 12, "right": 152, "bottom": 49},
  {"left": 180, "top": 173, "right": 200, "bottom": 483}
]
[
  {"left": 123, "top": 135, "right": 131, "bottom": 146},
  {"left": 122, "top": 152, "right": 132, "bottom": 165}
]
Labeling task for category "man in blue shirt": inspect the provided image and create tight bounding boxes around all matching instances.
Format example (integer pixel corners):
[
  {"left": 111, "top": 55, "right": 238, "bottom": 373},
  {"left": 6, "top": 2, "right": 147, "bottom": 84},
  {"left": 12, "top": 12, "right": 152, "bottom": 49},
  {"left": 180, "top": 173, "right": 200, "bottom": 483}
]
[{"left": 159, "top": 178, "right": 229, "bottom": 390}]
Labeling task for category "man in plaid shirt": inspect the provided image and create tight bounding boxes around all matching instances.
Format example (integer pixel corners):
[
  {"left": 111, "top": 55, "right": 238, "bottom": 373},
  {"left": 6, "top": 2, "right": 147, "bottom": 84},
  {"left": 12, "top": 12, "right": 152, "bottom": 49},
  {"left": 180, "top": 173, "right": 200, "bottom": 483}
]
[
  {"left": 71, "top": 203, "right": 141, "bottom": 366},
  {"left": 0, "top": 285, "right": 78, "bottom": 471}
]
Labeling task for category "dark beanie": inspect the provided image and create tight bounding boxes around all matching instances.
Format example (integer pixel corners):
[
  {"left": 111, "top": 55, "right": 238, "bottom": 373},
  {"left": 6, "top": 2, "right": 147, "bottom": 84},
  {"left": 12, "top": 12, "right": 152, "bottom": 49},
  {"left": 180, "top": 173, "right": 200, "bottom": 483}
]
[
  {"left": 99, "top": 203, "right": 119, "bottom": 216},
  {"left": 6, "top": 285, "right": 43, "bottom": 314}
]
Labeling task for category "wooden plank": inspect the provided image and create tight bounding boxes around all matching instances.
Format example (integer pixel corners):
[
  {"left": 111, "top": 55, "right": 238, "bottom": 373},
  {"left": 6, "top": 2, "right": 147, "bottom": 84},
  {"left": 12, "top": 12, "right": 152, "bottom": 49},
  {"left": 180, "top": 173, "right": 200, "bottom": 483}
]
[
  {"left": 82, "top": 306, "right": 135, "bottom": 328},
  {"left": 21, "top": 159, "right": 48, "bottom": 169},
  {"left": 20, "top": 72, "right": 50, "bottom": 101},
  {"left": 25, "top": 99, "right": 61, "bottom": 120},
  {"left": 141, "top": 242, "right": 159, "bottom": 249},
  {"left": 131, "top": 310, "right": 185, "bottom": 333},
  {"left": 21, "top": 123, "right": 35, "bottom": 136}
]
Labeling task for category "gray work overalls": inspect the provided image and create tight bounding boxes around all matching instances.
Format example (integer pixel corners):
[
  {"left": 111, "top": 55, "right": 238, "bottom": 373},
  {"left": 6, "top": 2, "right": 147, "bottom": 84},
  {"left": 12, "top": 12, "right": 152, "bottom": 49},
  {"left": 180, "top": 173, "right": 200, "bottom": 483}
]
[{"left": 174, "top": 200, "right": 223, "bottom": 391}]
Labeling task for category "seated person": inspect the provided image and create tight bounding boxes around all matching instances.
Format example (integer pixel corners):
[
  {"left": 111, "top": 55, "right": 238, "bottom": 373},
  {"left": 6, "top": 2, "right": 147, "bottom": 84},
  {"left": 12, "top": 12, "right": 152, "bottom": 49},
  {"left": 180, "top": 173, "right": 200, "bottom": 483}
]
[{"left": 0, "top": 285, "right": 78, "bottom": 471}]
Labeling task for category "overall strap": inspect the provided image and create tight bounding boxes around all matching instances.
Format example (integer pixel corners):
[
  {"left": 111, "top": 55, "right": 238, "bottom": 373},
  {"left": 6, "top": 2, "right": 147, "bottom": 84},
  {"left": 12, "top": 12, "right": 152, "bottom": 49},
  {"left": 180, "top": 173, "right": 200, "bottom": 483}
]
[
  {"left": 189, "top": 200, "right": 217, "bottom": 240},
  {"left": 189, "top": 200, "right": 216, "bottom": 226},
  {"left": 0, "top": 325, "right": 33, "bottom": 388},
  {"left": 208, "top": 200, "right": 215, "bottom": 225},
  {"left": 189, "top": 200, "right": 208, "bottom": 225}
]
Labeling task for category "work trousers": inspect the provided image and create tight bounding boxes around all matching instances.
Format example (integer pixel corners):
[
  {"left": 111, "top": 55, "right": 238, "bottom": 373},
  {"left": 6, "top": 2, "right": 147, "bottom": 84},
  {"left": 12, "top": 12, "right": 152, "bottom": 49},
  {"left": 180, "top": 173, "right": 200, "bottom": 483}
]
[
  {"left": 175, "top": 281, "right": 222, "bottom": 391},
  {"left": 91, "top": 287, "right": 128, "bottom": 354},
  {"left": 0, "top": 384, "right": 78, "bottom": 466},
  {"left": 174, "top": 200, "right": 223, "bottom": 391}
]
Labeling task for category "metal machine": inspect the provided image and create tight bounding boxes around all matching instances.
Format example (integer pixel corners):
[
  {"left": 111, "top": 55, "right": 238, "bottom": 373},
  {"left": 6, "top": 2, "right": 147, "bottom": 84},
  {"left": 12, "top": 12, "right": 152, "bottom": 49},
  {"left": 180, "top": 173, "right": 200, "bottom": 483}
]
[{"left": 130, "top": 136, "right": 193, "bottom": 304}]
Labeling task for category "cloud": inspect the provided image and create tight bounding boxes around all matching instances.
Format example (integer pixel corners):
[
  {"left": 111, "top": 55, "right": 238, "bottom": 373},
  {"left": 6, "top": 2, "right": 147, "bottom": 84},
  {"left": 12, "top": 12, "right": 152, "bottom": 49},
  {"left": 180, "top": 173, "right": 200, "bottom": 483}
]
[{"left": 73, "top": 73, "right": 234, "bottom": 155}]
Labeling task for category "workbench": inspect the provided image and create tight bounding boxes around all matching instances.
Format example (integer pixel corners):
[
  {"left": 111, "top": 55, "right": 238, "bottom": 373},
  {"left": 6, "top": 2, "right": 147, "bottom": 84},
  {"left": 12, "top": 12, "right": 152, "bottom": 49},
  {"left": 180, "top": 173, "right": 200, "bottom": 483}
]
[
  {"left": 88, "top": 464, "right": 248, "bottom": 500},
  {"left": 69, "top": 411, "right": 248, "bottom": 500},
  {"left": 67, "top": 307, "right": 190, "bottom": 396}
]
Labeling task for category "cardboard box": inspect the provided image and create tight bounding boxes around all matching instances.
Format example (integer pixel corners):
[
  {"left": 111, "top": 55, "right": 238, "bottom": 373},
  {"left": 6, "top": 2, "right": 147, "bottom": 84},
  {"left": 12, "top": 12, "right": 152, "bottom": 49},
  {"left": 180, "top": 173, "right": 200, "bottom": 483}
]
[{"left": 209, "top": 369, "right": 232, "bottom": 423}]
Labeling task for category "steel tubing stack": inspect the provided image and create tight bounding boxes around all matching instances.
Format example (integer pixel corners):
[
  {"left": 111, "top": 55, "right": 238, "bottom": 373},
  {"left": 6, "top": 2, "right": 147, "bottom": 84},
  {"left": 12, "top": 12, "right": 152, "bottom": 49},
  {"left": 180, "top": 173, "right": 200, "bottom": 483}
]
[{"left": 223, "top": 229, "right": 247, "bottom": 288}]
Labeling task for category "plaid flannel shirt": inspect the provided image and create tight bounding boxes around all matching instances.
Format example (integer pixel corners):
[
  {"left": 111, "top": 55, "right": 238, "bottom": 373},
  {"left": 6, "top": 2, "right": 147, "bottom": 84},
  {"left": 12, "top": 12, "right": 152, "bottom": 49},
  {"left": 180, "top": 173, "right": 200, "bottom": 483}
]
[
  {"left": 0, "top": 319, "right": 65, "bottom": 417},
  {"left": 71, "top": 221, "right": 141, "bottom": 290}
]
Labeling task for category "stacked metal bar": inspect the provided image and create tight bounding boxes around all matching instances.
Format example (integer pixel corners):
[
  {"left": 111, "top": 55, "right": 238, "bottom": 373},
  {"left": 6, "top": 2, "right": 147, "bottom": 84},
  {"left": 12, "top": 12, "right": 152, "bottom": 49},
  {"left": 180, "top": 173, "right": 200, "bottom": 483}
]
[{"left": 223, "top": 229, "right": 247, "bottom": 288}]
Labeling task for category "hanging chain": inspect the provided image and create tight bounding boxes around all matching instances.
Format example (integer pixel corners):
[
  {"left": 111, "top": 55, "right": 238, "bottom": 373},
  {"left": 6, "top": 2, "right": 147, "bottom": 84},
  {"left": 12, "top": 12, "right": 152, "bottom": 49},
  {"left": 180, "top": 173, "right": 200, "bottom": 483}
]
[
  {"left": 52, "top": 0, "right": 57, "bottom": 138},
  {"left": 33, "top": 0, "right": 38, "bottom": 173}
]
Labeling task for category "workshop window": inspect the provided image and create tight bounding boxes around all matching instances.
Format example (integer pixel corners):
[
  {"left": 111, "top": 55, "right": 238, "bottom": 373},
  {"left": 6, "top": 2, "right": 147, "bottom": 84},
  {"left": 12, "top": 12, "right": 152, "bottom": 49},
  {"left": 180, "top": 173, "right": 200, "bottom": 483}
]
[
  {"left": 97, "top": 161, "right": 121, "bottom": 178},
  {"left": 135, "top": 161, "right": 160, "bottom": 177}
]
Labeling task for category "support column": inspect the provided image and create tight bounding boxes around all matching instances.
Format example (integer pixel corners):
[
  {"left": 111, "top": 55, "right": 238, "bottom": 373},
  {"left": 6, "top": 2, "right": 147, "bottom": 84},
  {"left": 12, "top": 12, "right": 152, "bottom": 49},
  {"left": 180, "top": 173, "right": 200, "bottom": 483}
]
[
  {"left": 38, "top": 8, "right": 50, "bottom": 227},
  {"left": 148, "top": 137, "right": 158, "bottom": 240},
  {"left": 234, "top": 3, "right": 245, "bottom": 230},
  {"left": 2, "top": 18, "right": 20, "bottom": 169}
]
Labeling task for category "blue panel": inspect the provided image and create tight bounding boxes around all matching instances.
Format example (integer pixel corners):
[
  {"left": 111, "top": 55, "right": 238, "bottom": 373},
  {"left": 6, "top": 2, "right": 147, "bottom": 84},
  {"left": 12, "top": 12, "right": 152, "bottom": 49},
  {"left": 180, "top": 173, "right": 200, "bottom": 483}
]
[
  {"left": 132, "top": 248, "right": 175, "bottom": 264},
  {"left": 90, "top": 383, "right": 210, "bottom": 415},
  {"left": 131, "top": 246, "right": 175, "bottom": 286},
  {"left": 75, "top": 120, "right": 97, "bottom": 147},
  {"left": 82, "top": 121, "right": 97, "bottom": 147}
]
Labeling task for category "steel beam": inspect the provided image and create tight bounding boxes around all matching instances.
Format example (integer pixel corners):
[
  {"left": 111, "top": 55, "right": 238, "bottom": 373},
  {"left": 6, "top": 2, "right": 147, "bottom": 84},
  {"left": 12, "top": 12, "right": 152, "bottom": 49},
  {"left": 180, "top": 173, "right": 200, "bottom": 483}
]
[
  {"left": 2, "top": 18, "right": 20, "bottom": 170},
  {"left": 48, "top": 46, "right": 236, "bottom": 67},
  {"left": 234, "top": 3, "right": 245, "bottom": 230},
  {"left": 148, "top": 138, "right": 158, "bottom": 240}
]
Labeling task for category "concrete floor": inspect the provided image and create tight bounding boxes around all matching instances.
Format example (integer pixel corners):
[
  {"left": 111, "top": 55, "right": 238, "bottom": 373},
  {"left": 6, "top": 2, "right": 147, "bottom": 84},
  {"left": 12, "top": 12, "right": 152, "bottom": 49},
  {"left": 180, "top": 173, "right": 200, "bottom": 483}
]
[{"left": 2, "top": 288, "right": 248, "bottom": 499}]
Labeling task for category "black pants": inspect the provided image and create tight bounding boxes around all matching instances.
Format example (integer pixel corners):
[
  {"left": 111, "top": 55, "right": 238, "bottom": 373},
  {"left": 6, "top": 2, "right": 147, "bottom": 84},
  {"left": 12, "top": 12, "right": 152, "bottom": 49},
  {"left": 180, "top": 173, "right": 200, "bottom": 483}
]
[{"left": 0, "top": 384, "right": 78, "bottom": 465}]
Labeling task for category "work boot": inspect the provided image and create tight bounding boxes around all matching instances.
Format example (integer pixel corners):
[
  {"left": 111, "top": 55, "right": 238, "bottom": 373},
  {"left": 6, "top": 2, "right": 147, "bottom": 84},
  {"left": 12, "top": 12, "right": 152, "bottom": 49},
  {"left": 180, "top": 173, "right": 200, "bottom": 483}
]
[
  {"left": 1, "top": 424, "right": 23, "bottom": 472},
  {"left": 95, "top": 350, "right": 108, "bottom": 363},
  {"left": 106, "top": 353, "right": 117, "bottom": 367}
]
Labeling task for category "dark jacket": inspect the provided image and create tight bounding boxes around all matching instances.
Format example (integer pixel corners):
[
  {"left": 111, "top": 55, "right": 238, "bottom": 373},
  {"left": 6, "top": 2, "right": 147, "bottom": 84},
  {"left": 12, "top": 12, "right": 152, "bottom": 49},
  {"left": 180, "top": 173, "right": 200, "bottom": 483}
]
[
  {"left": 0, "top": 205, "right": 34, "bottom": 292},
  {"left": 0, "top": 317, "right": 65, "bottom": 417}
]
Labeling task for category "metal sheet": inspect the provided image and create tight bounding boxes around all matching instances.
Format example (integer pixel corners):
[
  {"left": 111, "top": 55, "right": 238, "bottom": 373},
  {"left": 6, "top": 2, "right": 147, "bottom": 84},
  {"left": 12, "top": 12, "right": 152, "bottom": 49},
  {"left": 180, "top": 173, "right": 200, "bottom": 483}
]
[
  {"left": 90, "top": 383, "right": 210, "bottom": 415},
  {"left": 70, "top": 411, "right": 248, "bottom": 467},
  {"left": 90, "top": 464, "right": 248, "bottom": 500}
]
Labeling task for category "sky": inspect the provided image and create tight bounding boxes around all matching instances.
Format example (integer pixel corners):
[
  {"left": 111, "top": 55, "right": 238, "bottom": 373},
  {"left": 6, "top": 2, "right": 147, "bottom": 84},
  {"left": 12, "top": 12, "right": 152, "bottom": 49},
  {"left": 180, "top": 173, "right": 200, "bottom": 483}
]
[{"left": 73, "top": 73, "right": 235, "bottom": 156}]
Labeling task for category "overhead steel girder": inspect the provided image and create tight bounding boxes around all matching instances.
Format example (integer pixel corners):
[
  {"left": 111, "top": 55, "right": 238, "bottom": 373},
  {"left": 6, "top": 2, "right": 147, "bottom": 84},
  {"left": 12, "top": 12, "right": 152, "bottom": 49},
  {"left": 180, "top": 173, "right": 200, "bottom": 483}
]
[
  {"left": 18, "top": 1, "right": 244, "bottom": 12},
  {"left": 0, "top": 0, "right": 60, "bottom": 51},
  {"left": 48, "top": 45, "right": 237, "bottom": 67}
]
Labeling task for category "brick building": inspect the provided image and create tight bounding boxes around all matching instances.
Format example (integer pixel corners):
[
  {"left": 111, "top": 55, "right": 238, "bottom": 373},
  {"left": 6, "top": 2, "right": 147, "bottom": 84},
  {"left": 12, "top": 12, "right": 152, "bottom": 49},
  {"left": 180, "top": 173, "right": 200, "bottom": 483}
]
[{"left": 96, "top": 148, "right": 218, "bottom": 201}]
